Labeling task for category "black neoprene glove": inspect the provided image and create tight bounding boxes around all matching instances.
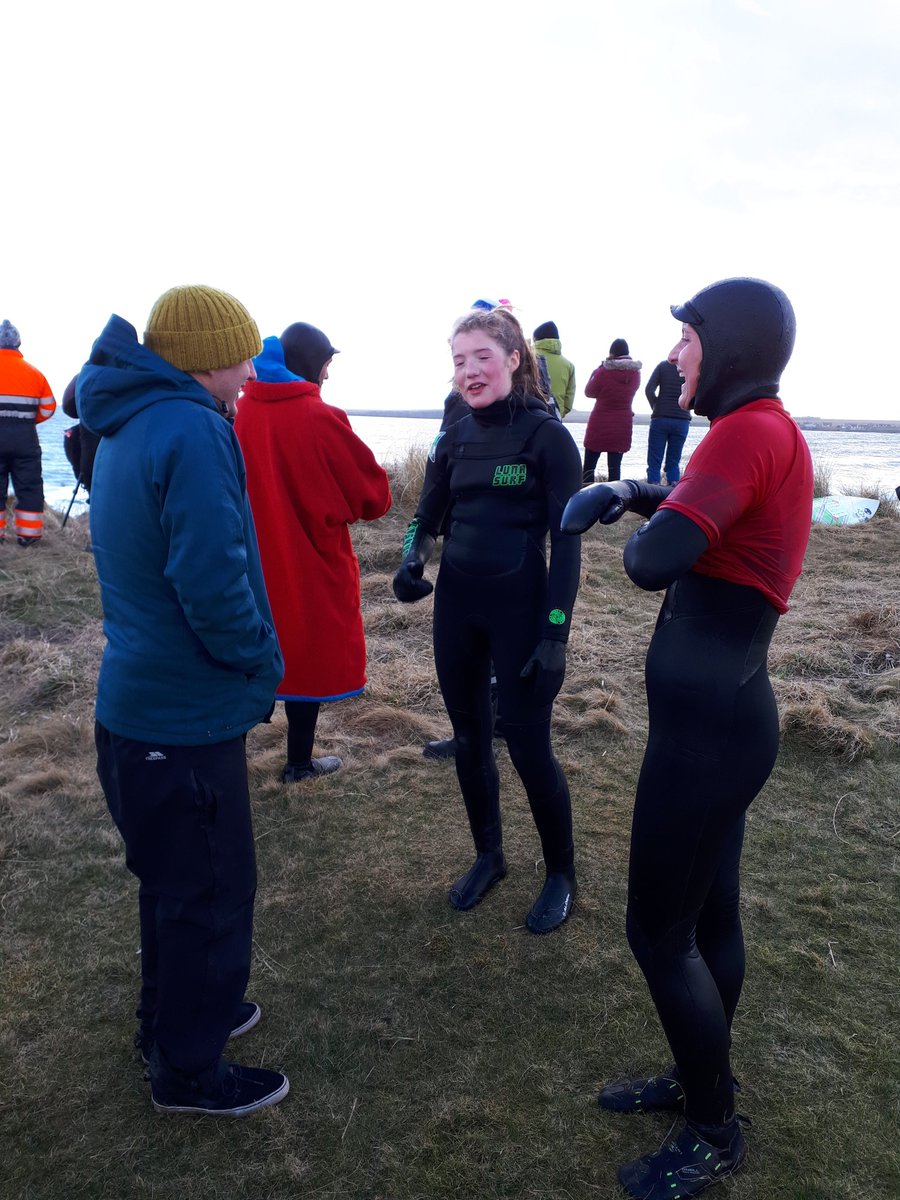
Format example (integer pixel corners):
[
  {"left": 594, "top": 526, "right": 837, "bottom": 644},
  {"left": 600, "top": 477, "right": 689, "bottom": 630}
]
[
  {"left": 520, "top": 639, "right": 567, "bottom": 707},
  {"left": 561, "top": 480, "right": 673, "bottom": 534},
  {"left": 392, "top": 520, "right": 436, "bottom": 603},
  {"left": 392, "top": 560, "right": 433, "bottom": 602}
]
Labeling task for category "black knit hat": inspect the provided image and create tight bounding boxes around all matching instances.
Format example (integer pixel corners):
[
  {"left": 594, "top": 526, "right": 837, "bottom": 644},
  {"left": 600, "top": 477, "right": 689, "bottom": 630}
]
[
  {"left": 609, "top": 338, "right": 629, "bottom": 357},
  {"left": 533, "top": 321, "right": 559, "bottom": 340},
  {"left": 280, "top": 322, "right": 340, "bottom": 383}
]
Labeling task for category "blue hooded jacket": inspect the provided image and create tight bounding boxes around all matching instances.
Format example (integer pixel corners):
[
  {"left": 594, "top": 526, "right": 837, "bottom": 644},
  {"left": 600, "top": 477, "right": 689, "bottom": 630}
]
[
  {"left": 252, "top": 335, "right": 304, "bottom": 383},
  {"left": 79, "top": 315, "right": 283, "bottom": 744}
]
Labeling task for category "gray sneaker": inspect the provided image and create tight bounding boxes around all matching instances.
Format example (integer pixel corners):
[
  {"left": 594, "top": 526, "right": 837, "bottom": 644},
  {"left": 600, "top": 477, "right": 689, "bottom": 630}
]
[{"left": 281, "top": 756, "right": 342, "bottom": 782}]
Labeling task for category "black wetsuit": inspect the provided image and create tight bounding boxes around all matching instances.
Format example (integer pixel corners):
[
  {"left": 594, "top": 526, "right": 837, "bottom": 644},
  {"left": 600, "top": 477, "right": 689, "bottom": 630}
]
[
  {"left": 563, "top": 277, "right": 811, "bottom": 1139},
  {"left": 412, "top": 393, "right": 582, "bottom": 873},
  {"left": 619, "top": 492, "right": 797, "bottom": 1128},
  {"left": 626, "top": 554, "right": 780, "bottom": 1125}
]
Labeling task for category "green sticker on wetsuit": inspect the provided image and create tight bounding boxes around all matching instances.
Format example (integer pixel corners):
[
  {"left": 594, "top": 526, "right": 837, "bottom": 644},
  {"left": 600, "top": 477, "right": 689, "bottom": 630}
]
[
  {"left": 492, "top": 464, "right": 527, "bottom": 486},
  {"left": 549, "top": 609, "right": 567, "bottom": 625}
]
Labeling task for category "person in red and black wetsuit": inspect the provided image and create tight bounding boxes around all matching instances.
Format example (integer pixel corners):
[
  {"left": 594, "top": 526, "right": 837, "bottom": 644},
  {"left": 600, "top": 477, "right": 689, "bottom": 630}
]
[
  {"left": 394, "top": 306, "right": 582, "bottom": 934},
  {"left": 563, "top": 278, "right": 813, "bottom": 1198}
]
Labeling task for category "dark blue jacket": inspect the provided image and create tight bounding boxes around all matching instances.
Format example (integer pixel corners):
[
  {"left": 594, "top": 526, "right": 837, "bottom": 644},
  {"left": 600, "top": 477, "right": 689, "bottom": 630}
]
[
  {"left": 645, "top": 360, "right": 691, "bottom": 421},
  {"left": 79, "top": 315, "right": 283, "bottom": 744}
]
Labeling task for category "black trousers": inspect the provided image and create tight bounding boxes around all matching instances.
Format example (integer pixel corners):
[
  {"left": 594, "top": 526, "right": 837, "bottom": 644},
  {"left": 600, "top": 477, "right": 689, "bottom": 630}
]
[
  {"left": 0, "top": 420, "right": 44, "bottom": 513},
  {"left": 95, "top": 723, "right": 256, "bottom": 1079},
  {"left": 433, "top": 554, "right": 573, "bottom": 875},
  {"left": 284, "top": 699, "right": 320, "bottom": 766},
  {"left": 625, "top": 574, "right": 780, "bottom": 1125},
  {"left": 582, "top": 448, "right": 622, "bottom": 484}
]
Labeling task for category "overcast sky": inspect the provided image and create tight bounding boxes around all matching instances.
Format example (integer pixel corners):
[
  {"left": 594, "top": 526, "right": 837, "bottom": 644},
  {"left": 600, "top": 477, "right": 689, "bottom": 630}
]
[{"left": 6, "top": 0, "right": 899, "bottom": 420}]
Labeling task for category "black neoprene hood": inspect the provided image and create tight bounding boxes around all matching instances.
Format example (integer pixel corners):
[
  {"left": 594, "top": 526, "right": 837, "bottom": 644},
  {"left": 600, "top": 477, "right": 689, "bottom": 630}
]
[{"left": 671, "top": 277, "right": 796, "bottom": 419}]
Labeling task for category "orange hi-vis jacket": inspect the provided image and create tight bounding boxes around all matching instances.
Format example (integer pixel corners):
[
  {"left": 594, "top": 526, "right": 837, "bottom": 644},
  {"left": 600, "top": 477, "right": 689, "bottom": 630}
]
[
  {"left": 0, "top": 349, "right": 57, "bottom": 423},
  {"left": 1, "top": 348, "right": 56, "bottom": 540}
]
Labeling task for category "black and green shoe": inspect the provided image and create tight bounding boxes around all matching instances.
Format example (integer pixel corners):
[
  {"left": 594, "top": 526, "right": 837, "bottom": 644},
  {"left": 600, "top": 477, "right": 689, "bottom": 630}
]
[
  {"left": 598, "top": 1068, "right": 685, "bottom": 1113},
  {"left": 599, "top": 1069, "right": 740, "bottom": 1114},
  {"left": 617, "top": 1119, "right": 746, "bottom": 1199}
]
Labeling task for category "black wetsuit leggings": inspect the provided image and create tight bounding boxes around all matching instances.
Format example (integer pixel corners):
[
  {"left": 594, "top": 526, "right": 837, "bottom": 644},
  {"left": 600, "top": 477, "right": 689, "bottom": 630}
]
[
  {"left": 625, "top": 572, "right": 780, "bottom": 1126},
  {"left": 432, "top": 555, "right": 574, "bottom": 876}
]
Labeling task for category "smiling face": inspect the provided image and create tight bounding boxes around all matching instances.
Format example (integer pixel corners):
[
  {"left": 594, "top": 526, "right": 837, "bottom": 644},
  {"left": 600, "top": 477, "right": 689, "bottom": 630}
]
[
  {"left": 451, "top": 329, "right": 520, "bottom": 409},
  {"left": 668, "top": 324, "right": 703, "bottom": 410},
  {"left": 193, "top": 358, "right": 257, "bottom": 415}
]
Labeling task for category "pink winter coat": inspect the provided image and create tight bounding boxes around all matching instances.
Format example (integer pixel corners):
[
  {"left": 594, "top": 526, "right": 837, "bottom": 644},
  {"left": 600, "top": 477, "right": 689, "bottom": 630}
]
[{"left": 583, "top": 356, "right": 642, "bottom": 453}]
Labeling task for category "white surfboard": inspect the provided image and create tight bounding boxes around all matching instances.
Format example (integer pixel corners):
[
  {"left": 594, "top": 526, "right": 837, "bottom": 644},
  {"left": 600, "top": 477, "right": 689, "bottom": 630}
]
[{"left": 811, "top": 495, "right": 880, "bottom": 526}]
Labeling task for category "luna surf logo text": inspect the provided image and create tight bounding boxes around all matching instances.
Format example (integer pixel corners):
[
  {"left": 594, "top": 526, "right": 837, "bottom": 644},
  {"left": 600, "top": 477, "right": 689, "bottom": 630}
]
[{"left": 492, "top": 464, "right": 527, "bottom": 487}]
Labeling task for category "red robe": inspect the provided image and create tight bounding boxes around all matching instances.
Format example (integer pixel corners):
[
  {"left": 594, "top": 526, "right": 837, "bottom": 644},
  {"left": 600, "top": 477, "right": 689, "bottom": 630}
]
[{"left": 235, "top": 381, "right": 391, "bottom": 699}]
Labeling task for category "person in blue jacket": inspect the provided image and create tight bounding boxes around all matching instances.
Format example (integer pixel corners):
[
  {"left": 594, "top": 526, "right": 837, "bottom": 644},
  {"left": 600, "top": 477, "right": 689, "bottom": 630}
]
[{"left": 79, "top": 285, "right": 288, "bottom": 1118}]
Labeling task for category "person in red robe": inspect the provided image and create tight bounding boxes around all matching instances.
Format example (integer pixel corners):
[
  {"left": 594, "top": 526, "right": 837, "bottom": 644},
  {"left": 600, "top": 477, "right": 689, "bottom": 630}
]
[{"left": 235, "top": 324, "right": 392, "bottom": 782}]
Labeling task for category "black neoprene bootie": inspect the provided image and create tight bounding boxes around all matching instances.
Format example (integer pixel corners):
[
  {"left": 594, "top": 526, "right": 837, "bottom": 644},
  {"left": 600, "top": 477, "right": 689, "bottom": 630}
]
[
  {"left": 599, "top": 1069, "right": 740, "bottom": 1114},
  {"left": 617, "top": 1118, "right": 746, "bottom": 1199},
  {"left": 448, "top": 851, "right": 507, "bottom": 911},
  {"left": 525, "top": 871, "right": 576, "bottom": 934},
  {"left": 598, "top": 1068, "right": 685, "bottom": 1113}
]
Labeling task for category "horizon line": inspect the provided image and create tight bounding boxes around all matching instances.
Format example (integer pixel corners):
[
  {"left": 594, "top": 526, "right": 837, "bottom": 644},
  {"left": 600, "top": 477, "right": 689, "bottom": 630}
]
[{"left": 341, "top": 409, "right": 900, "bottom": 431}]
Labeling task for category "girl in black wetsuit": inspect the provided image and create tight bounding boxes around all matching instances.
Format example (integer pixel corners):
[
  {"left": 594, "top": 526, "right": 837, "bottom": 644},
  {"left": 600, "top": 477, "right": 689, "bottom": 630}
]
[
  {"left": 563, "top": 278, "right": 813, "bottom": 1198},
  {"left": 393, "top": 307, "right": 582, "bottom": 934}
]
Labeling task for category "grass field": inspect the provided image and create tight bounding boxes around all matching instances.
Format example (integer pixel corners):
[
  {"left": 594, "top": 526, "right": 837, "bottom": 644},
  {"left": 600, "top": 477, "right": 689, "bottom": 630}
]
[{"left": 1, "top": 471, "right": 898, "bottom": 1200}]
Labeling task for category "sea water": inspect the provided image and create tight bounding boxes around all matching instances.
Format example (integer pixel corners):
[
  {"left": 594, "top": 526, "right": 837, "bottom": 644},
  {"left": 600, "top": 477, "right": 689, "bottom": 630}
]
[
  {"left": 343, "top": 416, "right": 900, "bottom": 496},
  {"left": 32, "top": 413, "right": 900, "bottom": 518}
]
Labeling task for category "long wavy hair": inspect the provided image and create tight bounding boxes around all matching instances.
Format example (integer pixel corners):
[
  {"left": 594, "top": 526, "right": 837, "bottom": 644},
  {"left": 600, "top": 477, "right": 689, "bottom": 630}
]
[{"left": 450, "top": 307, "right": 549, "bottom": 406}]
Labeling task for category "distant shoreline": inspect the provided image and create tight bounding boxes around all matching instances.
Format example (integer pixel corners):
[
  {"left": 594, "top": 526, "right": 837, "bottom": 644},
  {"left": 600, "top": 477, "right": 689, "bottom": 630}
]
[{"left": 344, "top": 409, "right": 900, "bottom": 434}]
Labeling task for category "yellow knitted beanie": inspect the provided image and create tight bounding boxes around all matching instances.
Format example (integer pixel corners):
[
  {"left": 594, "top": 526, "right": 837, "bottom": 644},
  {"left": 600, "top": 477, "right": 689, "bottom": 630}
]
[{"left": 144, "top": 285, "right": 262, "bottom": 372}]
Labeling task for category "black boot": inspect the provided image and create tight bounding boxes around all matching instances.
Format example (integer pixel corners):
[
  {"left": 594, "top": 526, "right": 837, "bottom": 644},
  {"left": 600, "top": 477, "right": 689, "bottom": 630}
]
[
  {"left": 525, "top": 871, "right": 576, "bottom": 934},
  {"left": 448, "top": 851, "right": 507, "bottom": 911},
  {"left": 423, "top": 737, "right": 456, "bottom": 760},
  {"left": 598, "top": 1068, "right": 685, "bottom": 1113},
  {"left": 618, "top": 1117, "right": 746, "bottom": 1199}
]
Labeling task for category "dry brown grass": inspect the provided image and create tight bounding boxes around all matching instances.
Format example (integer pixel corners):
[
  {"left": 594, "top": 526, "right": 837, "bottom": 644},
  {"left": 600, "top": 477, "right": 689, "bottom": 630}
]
[
  {"left": 770, "top": 520, "right": 900, "bottom": 754},
  {"left": 811, "top": 456, "right": 834, "bottom": 498},
  {"left": 1, "top": 467, "right": 898, "bottom": 1200}
]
